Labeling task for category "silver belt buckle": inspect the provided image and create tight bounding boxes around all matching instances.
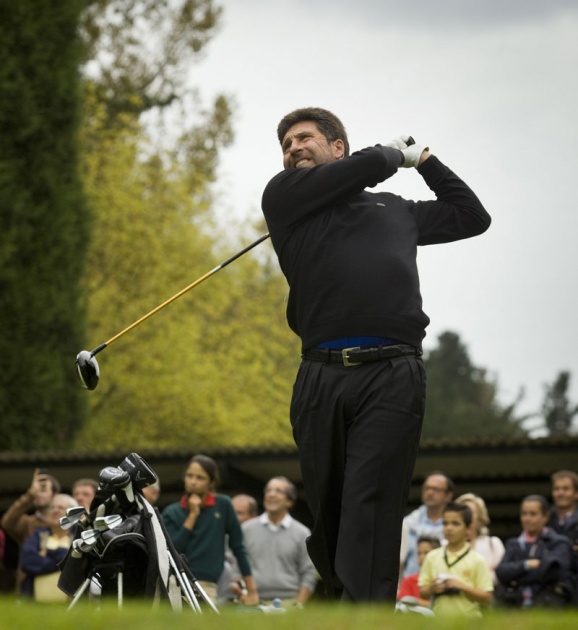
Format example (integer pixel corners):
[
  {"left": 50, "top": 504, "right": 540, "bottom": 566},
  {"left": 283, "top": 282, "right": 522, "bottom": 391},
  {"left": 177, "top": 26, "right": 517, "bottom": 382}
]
[{"left": 342, "top": 347, "right": 362, "bottom": 367}]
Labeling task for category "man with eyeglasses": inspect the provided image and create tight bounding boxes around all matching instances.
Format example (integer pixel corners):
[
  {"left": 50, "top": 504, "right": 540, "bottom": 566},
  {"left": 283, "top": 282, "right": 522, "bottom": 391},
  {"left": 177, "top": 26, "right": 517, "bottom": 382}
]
[{"left": 401, "top": 471, "right": 455, "bottom": 577}]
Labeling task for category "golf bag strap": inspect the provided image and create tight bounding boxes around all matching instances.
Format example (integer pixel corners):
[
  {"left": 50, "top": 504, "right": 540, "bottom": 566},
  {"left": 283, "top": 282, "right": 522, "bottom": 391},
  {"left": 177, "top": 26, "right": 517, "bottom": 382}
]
[{"left": 138, "top": 495, "right": 181, "bottom": 611}]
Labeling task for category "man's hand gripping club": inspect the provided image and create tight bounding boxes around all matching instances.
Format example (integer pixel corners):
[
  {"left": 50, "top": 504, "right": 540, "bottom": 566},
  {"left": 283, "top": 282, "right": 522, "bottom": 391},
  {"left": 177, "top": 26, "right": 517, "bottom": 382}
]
[{"left": 386, "top": 135, "right": 430, "bottom": 167}]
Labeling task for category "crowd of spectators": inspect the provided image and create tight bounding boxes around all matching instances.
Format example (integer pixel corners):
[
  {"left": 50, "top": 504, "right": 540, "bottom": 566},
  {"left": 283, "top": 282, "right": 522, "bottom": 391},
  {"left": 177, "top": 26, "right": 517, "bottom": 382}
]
[
  {"left": 1, "top": 462, "right": 576, "bottom": 617},
  {"left": 397, "top": 469, "right": 578, "bottom": 617}
]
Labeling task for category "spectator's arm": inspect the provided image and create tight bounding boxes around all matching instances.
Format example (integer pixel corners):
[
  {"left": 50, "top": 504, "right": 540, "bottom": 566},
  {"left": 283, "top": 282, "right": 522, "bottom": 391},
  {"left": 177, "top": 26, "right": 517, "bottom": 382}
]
[
  {"left": 517, "top": 538, "right": 572, "bottom": 585},
  {"left": 495, "top": 542, "right": 528, "bottom": 584},
  {"left": 297, "top": 530, "right": 318, "bottom": 599},
  {"left": 296, "top": 585, "right": 312, "bottom": 605},
  {"left": 0, "top": 493, "right": 35, "bottom": 544},
  {"left": 417, "top": 554, "right": 437, "bottom": 599}
]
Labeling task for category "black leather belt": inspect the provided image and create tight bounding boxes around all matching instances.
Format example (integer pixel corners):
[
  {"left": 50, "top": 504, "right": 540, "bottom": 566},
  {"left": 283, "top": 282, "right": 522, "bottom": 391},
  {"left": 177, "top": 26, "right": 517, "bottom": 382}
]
[{"left": 302, "top": 344, "right": 422, "bottom": 367}]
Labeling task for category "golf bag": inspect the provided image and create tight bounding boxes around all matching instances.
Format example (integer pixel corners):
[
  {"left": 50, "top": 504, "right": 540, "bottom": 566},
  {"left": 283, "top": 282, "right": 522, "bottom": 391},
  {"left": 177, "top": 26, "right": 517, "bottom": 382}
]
[{"left": 57, "top": 453, "right": 218, "bottom": 613}]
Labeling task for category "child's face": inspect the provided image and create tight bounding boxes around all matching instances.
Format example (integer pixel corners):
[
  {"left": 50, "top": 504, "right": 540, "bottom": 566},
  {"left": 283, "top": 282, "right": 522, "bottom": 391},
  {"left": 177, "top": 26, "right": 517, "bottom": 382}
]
[
  {"left": 417, "top": 541, "right": 434, "bottom": 566},
  {"left": 184, "top": 462, "right": 212, "bottom": 498},
  {"left": 443, "top": 510, "right": 468, "bottom": 545}
]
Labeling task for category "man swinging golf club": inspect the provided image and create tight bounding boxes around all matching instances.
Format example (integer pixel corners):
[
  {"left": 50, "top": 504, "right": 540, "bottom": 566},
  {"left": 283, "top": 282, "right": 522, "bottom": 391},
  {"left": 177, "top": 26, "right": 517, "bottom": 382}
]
[{"left": 261, "top": 107, "right": 491, "bottom": 603}]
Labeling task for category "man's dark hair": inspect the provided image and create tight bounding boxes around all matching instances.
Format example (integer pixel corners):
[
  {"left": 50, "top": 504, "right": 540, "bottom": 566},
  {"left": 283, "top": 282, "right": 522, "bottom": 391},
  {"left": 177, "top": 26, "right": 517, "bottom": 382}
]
[
  {"left": 522, "top": 494, "right": 550, "bottom": 515},
  {"left": 277, "top": 107, "right": 350, "bottom": 157},
  {"left": 443, "top": 501, "right": 473, "bottom": 527}
]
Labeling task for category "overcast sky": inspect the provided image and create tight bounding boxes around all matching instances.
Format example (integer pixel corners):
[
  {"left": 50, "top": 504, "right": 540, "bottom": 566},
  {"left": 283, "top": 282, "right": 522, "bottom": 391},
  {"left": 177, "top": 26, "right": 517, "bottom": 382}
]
[{"left": 187, "top": 0, "right": 578, "bottom": 430}]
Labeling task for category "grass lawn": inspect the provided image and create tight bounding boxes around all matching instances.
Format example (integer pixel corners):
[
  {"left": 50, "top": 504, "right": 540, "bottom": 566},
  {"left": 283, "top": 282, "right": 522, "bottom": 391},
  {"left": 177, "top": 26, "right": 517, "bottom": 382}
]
[{"left": 2, "top": 597, "right": 578, "bottom": 630}]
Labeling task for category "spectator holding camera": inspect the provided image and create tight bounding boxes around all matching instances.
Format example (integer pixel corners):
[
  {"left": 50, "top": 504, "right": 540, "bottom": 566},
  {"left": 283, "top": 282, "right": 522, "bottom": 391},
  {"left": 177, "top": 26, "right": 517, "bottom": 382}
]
[
  {"left": 1, "top": 469, "right": 61, "bottom": 546},
  {"left": 419, "top": 502, "right": 493, "bottom": 617},
  {"left": 548, "top": 470, "right": 578, "bottom": 603},
  {"left": 1, "top": 468, "right": 61, "bottom": 593}
]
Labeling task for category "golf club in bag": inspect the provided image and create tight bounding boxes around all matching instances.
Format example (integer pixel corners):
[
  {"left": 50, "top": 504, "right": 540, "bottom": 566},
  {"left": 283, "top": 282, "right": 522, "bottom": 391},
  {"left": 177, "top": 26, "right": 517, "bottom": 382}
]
[
  {"left": 58, "top": 453, "right": 219, "bottom": 613},
  {"left": 76, "top": 233, "right": 271, "bottom": 391}
]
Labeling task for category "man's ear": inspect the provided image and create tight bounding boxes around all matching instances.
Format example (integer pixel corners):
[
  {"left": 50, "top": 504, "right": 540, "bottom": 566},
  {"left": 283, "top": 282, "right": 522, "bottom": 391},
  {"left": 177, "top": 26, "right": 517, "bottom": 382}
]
[{"left": 333, "top": 138, "right": 345, "bottom": 160}]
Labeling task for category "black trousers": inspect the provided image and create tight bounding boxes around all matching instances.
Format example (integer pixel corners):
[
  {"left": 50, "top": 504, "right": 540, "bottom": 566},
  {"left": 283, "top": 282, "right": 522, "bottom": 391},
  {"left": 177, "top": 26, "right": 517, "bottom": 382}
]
[{"left": 290, "top": 355, "right": 426, "bottom": 602}]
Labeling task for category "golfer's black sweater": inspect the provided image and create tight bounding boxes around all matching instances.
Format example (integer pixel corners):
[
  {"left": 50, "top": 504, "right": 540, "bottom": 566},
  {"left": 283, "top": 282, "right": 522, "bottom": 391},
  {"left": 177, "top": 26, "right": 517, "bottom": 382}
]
[{"left": 261, "top": 146, "right": 491, "bottom": 351}]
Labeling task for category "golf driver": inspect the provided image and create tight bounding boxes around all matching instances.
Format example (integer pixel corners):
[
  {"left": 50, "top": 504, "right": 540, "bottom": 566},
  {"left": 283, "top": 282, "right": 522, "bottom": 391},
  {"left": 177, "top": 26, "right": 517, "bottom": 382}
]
[{"left": 76, "top": 232, "right": 271, "bottom": 390}]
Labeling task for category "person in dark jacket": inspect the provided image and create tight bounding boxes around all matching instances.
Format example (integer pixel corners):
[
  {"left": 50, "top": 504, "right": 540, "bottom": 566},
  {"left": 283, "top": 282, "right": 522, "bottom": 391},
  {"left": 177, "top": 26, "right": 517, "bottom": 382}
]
[
  {"left": 496, "top": 494, "right": 573, "bottom": 608},
  {"left": 261, "top": 107, "right": 491, "bottom": 603},
  {"left": 20, "top": 494, "right": 77, "bottom": 602},
  {"left": 548, "top": 470, "right": 578, "bottom": 604}
]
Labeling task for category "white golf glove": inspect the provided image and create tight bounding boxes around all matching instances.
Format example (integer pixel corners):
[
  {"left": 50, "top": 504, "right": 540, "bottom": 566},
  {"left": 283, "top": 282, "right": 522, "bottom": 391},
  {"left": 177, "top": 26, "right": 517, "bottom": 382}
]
[
  {"left": 385, "top": 135, "right": 428, "bottom": 168},
  {"left": 401, "top": 142, "right": 428, "bottom": 168},
  {"left": 385, "top": 135, "right": 412, "bottom": 150}
]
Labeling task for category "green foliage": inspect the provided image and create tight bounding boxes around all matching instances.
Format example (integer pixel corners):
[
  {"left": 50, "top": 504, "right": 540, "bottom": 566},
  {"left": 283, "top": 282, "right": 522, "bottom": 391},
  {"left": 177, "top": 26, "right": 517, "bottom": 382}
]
[
  {"left": 541, "top": 371, "right": 578, "bottom": 436},
  {"left": 79, "top": 0, "right": 223, "bottom": 118},
  {"left": 0, "top": 0, "right": 238, "bottom": 452},
  {"left": 422, "top": 331, "right": 527, "bottom": 440},
  {"left": 73, "top": 91, "right": 299, "bottom": 451},
  {"left": 0, "top": 0, "right": 89, "bottom": 449}
]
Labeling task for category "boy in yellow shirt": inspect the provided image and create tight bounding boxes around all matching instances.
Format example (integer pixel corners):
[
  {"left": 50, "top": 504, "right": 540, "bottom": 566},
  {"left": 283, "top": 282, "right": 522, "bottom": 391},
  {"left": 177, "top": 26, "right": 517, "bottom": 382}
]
[{"left": 419, "top": 501, "right": 493, "bottom": 617}]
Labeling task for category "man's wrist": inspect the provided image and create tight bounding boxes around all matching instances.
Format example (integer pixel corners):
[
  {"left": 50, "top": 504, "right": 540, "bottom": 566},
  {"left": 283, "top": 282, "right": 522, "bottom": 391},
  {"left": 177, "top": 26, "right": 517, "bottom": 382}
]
[{"left": 418, "top": 149, "right": 431, "bottom": 166}]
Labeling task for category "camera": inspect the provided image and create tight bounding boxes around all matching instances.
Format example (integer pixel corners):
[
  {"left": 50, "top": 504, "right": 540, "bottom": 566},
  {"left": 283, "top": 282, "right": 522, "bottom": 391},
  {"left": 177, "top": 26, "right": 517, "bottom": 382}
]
[{"left": 436, "top": 573, "right": 460, "bottom": 596}]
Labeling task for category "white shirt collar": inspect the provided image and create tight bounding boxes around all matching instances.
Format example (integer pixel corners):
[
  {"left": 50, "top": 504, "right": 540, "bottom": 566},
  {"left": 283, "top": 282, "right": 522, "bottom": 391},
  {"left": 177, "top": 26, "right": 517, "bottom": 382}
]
[{"left": 259, "top": 512, "right": 293, "bottom": 531}]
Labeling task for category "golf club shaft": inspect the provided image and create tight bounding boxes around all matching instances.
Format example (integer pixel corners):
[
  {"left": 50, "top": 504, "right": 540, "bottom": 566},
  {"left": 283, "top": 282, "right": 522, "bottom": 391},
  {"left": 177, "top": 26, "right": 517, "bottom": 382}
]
[{"left": 90, "top": 233, "right": 270, "bottom": 357}]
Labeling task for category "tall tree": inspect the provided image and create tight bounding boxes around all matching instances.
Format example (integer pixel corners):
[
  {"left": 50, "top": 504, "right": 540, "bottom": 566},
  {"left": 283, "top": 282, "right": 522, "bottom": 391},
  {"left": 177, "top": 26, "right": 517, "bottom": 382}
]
[
  {"left": 0, "top": 0, "right": 233, "bottom": 451},
  {"left": 422, "top": 331, "right": 527, "bottom": 440},
  {"left": 541, "top": 371, "right": 578, "bottom": 436},
  {"left": 0, "top": 1, "right": 88, "bottom": 450}
]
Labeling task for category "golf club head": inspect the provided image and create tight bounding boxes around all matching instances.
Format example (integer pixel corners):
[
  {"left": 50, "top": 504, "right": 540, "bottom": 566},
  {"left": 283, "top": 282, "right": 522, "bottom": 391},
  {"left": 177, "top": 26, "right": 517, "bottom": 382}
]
[
  {"left": 76, "top": 350, "right": 100, "bottom": 390},
  {"left": 80, "top": 529, "right": 100, "bottom": 544},
  {"left": 72, "top": 538, "right": 94, "bottom": 554},
  {"left": 119, "top": 453, "right": 158, "bottom": 490},
  {"left": 59, "top": 506, "right": 87, "bottom": 530},
  {"left": 99, "top": 466, "right": 131, "bottom": 490},
  {"left": 94, "top": 514, "right": 123, "bottom": 532}
]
